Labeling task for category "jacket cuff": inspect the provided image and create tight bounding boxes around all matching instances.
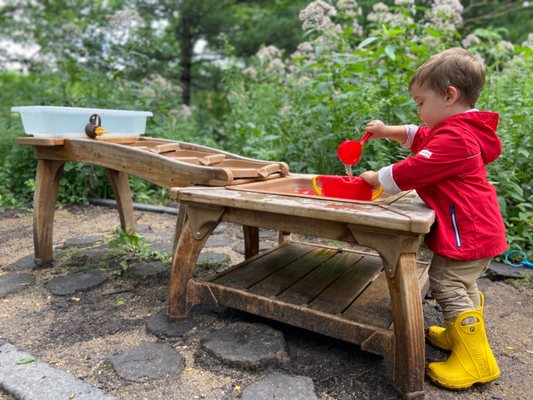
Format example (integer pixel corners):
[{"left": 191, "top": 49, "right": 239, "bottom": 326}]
[
  {"left": 402, "top": 124, "right": 418, "bottom": 149},
  {"left": 378, "top": 165, "right": 402, "bottom": 194}
]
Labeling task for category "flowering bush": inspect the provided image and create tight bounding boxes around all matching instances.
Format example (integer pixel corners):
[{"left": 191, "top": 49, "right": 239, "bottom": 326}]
[{"left": 221, "top": 0, "right": 532, "bottom": 256}]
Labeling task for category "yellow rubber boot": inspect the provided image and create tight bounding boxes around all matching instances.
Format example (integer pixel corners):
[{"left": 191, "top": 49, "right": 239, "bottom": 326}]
[
  {"left": 427, "top": 292, "right": 484, "bottom": 351},
  {"left": 427, "top": 309, "right": 500, "bottom": 389}
]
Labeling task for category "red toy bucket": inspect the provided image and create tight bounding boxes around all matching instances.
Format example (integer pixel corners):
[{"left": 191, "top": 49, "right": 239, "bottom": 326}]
[{"left": 312, "top": 175, "right": 382, "bottom": 201}]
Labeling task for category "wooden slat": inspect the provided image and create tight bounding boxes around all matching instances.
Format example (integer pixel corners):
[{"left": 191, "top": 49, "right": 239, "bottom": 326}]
[
  {"left": 308, "top": 254, "right": 382, "bottom": 315},
  {"left": 16, "top": 137, "right": 65, "bottom": 146},
  {"left": 213, "top": 242, "right": 311, "bottom": 289},
  {"left": 276, "top": 250, "right": 360, "bottom": 305},
  {"left": 342, "top": 260, "right": 430, "bottom": 329},
  {"left": 249, "top": 246, "right": 337, "bottom": 297},
  {"left": 95, "top": 137, "right": 138, "bottom": 144},
  {"left": 342, "top": 270, "right": 391, "bottom": 328},
  {"left": 152, "top": 143, "right": 181, "bottom": 153}
]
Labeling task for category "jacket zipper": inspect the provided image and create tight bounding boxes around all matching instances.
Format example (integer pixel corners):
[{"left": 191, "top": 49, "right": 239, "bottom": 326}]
[{"left": 449, "top": 205, "right": 462, "bottom": 247}]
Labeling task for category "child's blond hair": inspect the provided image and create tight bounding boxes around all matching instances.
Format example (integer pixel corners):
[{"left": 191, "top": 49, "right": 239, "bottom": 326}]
[{"left": 409, "top": 48, "right": 485, "bottom": 108}]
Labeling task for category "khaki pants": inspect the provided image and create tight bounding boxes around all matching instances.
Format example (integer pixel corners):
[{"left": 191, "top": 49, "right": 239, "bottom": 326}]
[{"left": 429, "top": 254, "right": 492, "bottom": 322}]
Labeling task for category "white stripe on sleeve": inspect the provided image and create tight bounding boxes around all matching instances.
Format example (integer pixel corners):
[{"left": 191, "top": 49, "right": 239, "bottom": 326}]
[
  {"left": 378, "top": 165, "right": 402, "bottom": 194},
  {"left": 402, "top": 124, "right": 418, "bottom": 149}
]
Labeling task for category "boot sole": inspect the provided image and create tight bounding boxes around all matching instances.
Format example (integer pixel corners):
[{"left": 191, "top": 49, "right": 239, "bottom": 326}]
[{"left": 427, "top": 369, "right": 500, "bottom": 389}]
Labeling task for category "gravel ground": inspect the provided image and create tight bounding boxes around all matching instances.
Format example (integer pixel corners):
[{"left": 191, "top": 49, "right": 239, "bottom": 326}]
[{"left": 0, "top": 205, "right": 531, "bottom": 400}]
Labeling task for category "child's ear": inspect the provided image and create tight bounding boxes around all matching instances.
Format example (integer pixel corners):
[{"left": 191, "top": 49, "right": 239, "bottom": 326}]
[{"left": 444, "top": 86, "right": 460, "bottom": 105}]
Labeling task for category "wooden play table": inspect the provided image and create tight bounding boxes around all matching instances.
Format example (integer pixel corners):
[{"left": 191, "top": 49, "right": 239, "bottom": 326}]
[
  {"left": 168, "top": 186, "right": 435, "bottom": 400},
  {"left": 18, "top": 136, "right": 435, "bottom": 399}
]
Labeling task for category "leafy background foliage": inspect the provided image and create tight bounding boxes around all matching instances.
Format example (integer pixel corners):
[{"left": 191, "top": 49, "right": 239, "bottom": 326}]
[{"left": 0, "top": 0, "right": 531, "bottom": 258}]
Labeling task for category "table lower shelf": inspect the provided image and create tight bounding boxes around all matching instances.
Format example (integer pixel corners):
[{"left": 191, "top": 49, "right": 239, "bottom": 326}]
[{"left": 186, "top": 241, "right": 429, "bottom": 356}]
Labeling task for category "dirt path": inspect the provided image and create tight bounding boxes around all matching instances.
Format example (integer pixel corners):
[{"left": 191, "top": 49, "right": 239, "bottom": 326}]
[{"left": 0, "top": 205, "right": 531, "bottom": 399}]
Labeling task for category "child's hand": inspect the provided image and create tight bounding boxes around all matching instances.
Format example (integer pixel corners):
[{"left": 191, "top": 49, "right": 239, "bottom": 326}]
[
  {"left": 360, "top": 171, "right": 379, "bottom": 188},
  {"left": 365, "top": 120, "right": 389, "bottom": 138}
]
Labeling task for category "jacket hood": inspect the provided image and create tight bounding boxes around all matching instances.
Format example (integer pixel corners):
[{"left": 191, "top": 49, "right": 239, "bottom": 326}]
[{"left": 450, "top": 111, "right": 501, "bottom": 164}]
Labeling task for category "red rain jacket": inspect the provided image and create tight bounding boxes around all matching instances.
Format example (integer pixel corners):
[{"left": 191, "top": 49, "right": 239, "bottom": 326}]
[{"left": 392, "top": 111, "right": 507, "bottom": 260}]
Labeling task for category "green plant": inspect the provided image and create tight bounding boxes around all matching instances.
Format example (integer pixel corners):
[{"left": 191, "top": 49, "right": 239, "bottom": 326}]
[{"left": 106, "top": 229, "right": 170, "bottom": 276}]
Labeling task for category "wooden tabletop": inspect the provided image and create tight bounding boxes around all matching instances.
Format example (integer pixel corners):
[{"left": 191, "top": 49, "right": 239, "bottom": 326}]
[{"left": 177, "top": 187, "right": 435, "bottom": 234}]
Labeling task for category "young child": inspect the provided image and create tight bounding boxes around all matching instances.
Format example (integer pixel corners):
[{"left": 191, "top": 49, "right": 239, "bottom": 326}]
[{"left": 360, "top": 47, "right": 507, "bottom": 389}]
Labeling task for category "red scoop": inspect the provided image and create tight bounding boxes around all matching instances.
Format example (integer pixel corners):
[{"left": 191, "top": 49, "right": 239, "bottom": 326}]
[{"left": 337, "top": 131, "right": 373, "bottom": 165}]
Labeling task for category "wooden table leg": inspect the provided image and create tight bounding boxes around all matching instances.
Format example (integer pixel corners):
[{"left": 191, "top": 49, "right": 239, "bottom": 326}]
[
  {"left": 167, "top": 206, "right": 215, "bottom": 320},
  {"left": 106, "top": 169, "right": 135, "bottom": 233},
  {"left": 243, "top": 225, "right": 259, "bottom": 259},
  {"left": 386, "top": 252, "right": 425, "bottom": 399},
  {"left": 33, "top": 159, "right": 65, "bottom": 267}
]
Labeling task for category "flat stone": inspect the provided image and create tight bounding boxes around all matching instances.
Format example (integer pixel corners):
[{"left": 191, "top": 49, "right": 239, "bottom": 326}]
[
  {"left": 201, "top": 322, "right": 289, "bottom": 369},
  {"left": 241, "top": 373, "right": 318, "bottom": 400},
  {"left": 63, "top": 236, "right": 105, "bottom": 248},
  {"left": 205, "top": 235, "right": 231, "bottom": 248},
  {"left": 487, "top": 261, "right": 530, "bottom": 279},
  {"left": 129, "top": 261, "right": 169, "bottom": 278},
  {"left": 233, "top": 242, "right": 273, "bottom": 255},
  {"left": 135, "top": 223, "right": 152, "bottom": 233},
  {"left": 0, "top": 341, "right": 115, "bottom": 400},
  {"left": 0, "top": 273, "right": 34, "bottom": 298},
  {"left": 146, "top": 308, "right": 196, "bottom": 337},
  {"left": 149, "top": 241, "right": 173, "bottom": 253},
  {"left": 213, "top": 223, "right": 232, "bottom": 234},
  {"left": 197, "top": 251, "right": 230, "bottom": 266},
  {"left": 109, "top": 343, "right": 184, "bottom": 382},
  {"left": 45, "top": 270, "right": 108, "bottom": 296},
  {"left": 3, "top": 254, "right": 35, "bottom": 271}
]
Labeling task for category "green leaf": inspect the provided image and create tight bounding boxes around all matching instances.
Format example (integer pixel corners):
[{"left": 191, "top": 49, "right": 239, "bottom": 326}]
[
  {"left": 358, "top": 37, "right": 378, "bottom": 49},
  {"left": 385, "top": 45, "right": 396, "bottom": 61},
  {"left": 16, "top": 358, "right": 36, "bottom": 365}
]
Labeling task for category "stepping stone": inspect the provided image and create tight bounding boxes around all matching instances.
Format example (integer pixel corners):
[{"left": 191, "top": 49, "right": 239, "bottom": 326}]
[
  {"left": 46, "top": 270, "right": 107, "bottom": 296},
  {"left": 200, "top": 322, "right": 290, "bottom": 369},
  {"left": 149, "top": 241, "right": 173, "bottom": 254},
  {"left": 205, "top": 235, "right": 231, "bottom": 248},
  {"left": 213, "top": 223, "right": 232, "bottom": 234},
  {"left": 0, "top": 273, "right": 34, "bottom": 298},
  {"left": 241, "top": 373, "right": 318, "bottom": 400},
  {"left": 135, "top": 223, "right": 152, "bottom": 233},
  {"left": 129, "top": 261, "right": 169, "bottom": 278},
  {"left": 63, "top": 236, "right": 105, "bottom": 248},
  {"left": 197, "top": 252, "right": 230, "bottom": 266},
  {"left": 3, "top": 254, "right": 35, "bottom": 271},
  {"left": 0, "top": 341, "right": 115, "bottom": 400},
  {"left": 487, "top": 260, "right": 531, "bottom": 279},
  {"left": 233, "top": 242, "right": 272, "bottom": 255},
  {"left": 109, "top": 343, "right": 184, "bottom": 382},
  {"left": 146, "top": 308, "right": 196, "bottom": 337}
]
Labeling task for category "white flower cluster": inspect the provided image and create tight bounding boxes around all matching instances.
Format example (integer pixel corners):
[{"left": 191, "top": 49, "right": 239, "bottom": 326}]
[
  {"left": 256, "top": 45, "right": 281, "bottom": 61},
  {"left": 394, "top": 0, "right": 414, "bottom": 5},
  {"left": 367, "top": 2, "right": 413, "bottom": 27},
  {"left": 256, "top": 45, "right": 286, "bottom": 75},
  {"left": 336, "top": 0, "right": 362, "bottom": 17},
  {"left": 425, "top": 0, "right": 464, "bottom": 34},
  {"left": 299, "top": 0, "right": 338, "bottom": 32},
  {"left": 462, "top": 33, "right": 481, "bottom": 48},
  {"left": 494, "top": 40, "right": 515, "bottom": 58}
]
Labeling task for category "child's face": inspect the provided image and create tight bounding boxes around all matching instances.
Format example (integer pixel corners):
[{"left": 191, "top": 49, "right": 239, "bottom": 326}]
[{"left": 410, "top": 83, "right": 449, "bottom": 129}]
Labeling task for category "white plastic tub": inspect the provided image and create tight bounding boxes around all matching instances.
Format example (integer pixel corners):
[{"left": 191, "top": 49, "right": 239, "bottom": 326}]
[{"left": 11, "top": 106, "right": 153, "bottom": 138}]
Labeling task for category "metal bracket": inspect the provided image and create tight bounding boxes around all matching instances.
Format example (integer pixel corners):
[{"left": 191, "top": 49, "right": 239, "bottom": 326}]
[
  {"left": 347, "top": 226, "right": 421, "bottom": 278},
  {"left": 184, "top": 204, "right": 225, "bottom": 240}
]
